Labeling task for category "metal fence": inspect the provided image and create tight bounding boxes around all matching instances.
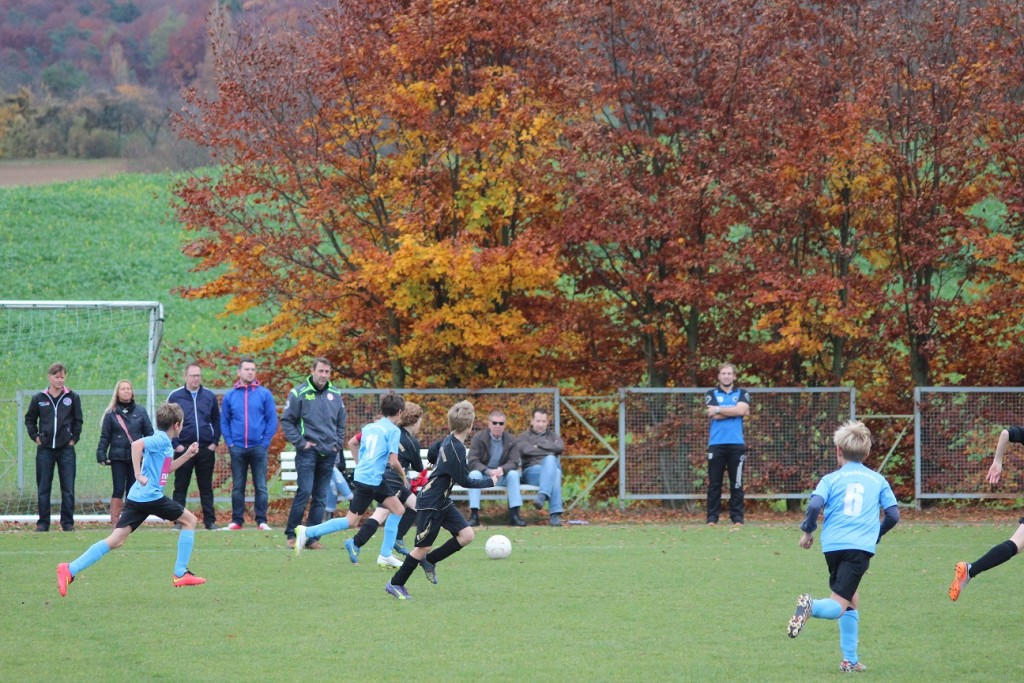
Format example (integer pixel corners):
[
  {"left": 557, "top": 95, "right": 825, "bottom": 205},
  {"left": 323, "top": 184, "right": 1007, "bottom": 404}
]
[
  {"left": 915, "top": 387, "right": 1024, "bottom": 500},
  {"left": 8, "top": 383, "right": 1024, "bottom": 515},
  {"left": 618, "top": 387, "right": 856, "bottom": 501}
]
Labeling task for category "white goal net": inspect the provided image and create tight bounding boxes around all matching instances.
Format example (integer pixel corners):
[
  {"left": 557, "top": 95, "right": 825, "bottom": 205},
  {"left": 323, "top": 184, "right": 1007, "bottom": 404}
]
[{"left": 0, "top": 301, "right": 163, "bottom": 518}]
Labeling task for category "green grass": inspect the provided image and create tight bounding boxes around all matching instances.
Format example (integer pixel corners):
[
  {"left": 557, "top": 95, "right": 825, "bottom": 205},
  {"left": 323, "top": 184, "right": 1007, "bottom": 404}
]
[{"left": 3, "top": 521, "right": 1024, "bottom": 681}]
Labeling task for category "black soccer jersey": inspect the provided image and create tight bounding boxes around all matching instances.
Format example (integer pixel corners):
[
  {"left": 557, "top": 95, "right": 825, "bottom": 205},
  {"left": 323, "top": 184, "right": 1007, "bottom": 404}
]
[{"left": 416, "top": 433, "right": 491, "bottom": 510}]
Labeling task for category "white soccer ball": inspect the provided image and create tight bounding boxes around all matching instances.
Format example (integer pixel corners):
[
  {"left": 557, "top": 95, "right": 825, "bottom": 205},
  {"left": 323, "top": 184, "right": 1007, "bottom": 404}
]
[{"left": 485, "top": 534, "right": 512, "bottom": 560}]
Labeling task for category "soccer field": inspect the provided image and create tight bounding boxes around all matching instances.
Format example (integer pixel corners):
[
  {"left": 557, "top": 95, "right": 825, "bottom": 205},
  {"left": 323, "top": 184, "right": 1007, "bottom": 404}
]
[{"left": 2, "top": 521, "right": 1022, "bottom": 681}]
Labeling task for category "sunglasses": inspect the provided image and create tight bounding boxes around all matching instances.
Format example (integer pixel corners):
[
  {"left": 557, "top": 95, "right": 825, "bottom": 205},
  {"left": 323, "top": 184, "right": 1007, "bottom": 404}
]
[{"left": 490, "top": 421, "right": 505, "bottom": 426}]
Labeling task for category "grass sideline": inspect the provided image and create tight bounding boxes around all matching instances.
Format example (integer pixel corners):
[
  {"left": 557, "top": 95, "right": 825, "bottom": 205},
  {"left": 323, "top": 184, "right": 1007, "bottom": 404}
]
[{"left": 3, "top": 522, "right": 1024, "bottom": 681}]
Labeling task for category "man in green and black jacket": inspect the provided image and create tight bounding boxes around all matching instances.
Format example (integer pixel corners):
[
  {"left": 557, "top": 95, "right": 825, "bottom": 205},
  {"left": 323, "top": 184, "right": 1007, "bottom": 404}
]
[{"left": 280, "top": 356, "right": 346, "bottom": 550}]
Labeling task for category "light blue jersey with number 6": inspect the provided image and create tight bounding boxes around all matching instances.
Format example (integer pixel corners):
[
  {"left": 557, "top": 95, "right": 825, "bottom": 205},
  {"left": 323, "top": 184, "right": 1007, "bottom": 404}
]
[{"left": 813, "top": 462, "right": 897, "bottom": 554}]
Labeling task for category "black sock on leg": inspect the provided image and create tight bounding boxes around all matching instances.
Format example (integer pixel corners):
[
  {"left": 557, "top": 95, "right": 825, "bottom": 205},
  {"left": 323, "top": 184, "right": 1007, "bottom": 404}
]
[
  {"left": 970, "top": 539, "right": 1018, "bottom": 577},
  {"left": 425, "top": 536, "right": 464, "bottom": 565},
  {"left": 391, "top": 555, "right": 418, "bottom": 586},
  {"left": 398, "top": 509, "right": 416, "bottom": 538},
  {"left": 353, "top": 518, "right": 379, "bottom": 548}
]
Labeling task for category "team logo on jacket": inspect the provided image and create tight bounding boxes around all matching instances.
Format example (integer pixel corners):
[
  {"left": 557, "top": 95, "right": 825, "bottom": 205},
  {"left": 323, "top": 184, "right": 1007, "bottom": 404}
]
[
  {"left": 63, "top": 398, "right": 72, "bottom": 406},
  {"left": 327, "top": 394, "right": 334, "bottom": 401}
]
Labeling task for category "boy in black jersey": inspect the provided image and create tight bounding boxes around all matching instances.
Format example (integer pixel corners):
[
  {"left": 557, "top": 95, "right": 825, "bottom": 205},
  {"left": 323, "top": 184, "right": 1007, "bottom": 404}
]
[{"left": 386, "top": 400, "right": 496, "bottom": 600}]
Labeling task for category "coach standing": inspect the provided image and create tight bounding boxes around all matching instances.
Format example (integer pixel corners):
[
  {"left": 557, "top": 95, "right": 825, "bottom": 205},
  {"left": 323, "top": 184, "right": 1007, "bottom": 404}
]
[
  {"left": 705, "top": 362, "right": 751, "bottom": 526},
  {"left": 168, "top": 363, "right": 220, "bottom": 530},
  {"left": 280, "top": 356, "right": 346, "bottom": 550},
  {"left": 221, "top": 357, "right": 278, "bottom": 531},
  {"left": 24, "top": 362, "right": 83, "bottom": 532}
]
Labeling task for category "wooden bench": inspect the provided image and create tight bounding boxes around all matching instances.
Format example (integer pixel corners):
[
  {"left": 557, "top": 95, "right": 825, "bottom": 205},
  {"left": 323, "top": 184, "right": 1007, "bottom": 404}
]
[{"left": 279, "top": 449, "right": 539, "bottom": 503}]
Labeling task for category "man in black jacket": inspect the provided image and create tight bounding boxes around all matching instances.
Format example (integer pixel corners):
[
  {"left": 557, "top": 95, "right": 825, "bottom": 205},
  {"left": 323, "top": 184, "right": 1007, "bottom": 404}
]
[
  {"left": 24, "top": 362, "right": 83, "bottom": 532},
  {"left": 168, "top": 363, "right": 221, "bottom": 530}
]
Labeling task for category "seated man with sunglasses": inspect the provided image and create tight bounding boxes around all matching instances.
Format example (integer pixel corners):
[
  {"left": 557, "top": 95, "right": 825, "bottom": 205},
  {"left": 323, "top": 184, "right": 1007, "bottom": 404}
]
[{"left": 465, "top": 409, "right": 526, "bottom": 527}]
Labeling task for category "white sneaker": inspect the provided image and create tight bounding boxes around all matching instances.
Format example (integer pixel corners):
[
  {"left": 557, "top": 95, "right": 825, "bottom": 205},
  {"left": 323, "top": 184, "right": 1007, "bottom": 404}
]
[
  {"left": 377, "top": 554, "right": 403, "bottom": 569},
  {"left": 295, "top": 525, "right": 307, "bottom": 556},
  {"left": 258, "top": 523, "right": 272, "bottom": 531}
]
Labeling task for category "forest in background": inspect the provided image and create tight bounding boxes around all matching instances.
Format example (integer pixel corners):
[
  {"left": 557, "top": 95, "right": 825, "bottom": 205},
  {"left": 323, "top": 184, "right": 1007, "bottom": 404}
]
[{"left": 0, "top": 0, "right": 310, "bottom": 164}]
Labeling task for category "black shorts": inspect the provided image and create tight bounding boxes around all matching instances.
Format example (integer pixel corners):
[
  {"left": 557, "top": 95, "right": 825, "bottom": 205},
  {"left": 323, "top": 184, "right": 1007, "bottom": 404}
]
[
  {"left": 382, "top": 470, "right": 412, "bottom": 504},
  {"left": 413, "top": 504, "right": 468, "bottom": 549},
  {"left": 824, "top": 549, "right": 873, "bottom": 602},
  {"left": 349, "top": 480, "right": 394, "bottom": 515},
  {"left": 1008, "top": 426, "right": 1024, "bottom": 444},
  {"left": 118, "top": 496, "right": 185, "bottom": 531}
]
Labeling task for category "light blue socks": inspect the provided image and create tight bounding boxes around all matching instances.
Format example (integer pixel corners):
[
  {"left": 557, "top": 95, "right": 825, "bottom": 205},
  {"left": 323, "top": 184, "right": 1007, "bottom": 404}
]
[
  {"left": 379, "top": 513, "right": 400, "bottom": 557},
  {"left": 811, "top": 598, "right": 844, "bottom": 620},
  {"left": 174, "top": 528, "right": 195, "bottom": 577},
  {"left": 305, "top": 517, "right": 349, "bottom": 540},
  {"left": 69, "top": 539, "right": 111, "bottom": 576},
  {"left": 839, "top": 609, "right": 859, "bottom": 663}
]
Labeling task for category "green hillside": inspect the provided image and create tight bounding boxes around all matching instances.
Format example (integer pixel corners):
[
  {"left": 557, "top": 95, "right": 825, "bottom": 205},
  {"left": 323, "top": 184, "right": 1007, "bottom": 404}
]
[{"left": 0, "top": 171, "right": 257, "bottom": 390}]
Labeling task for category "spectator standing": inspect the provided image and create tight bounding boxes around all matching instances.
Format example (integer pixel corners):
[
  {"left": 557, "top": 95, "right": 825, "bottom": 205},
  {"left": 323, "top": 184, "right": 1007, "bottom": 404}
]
[
  {"left": 96, "top": 379, "right": 154, "bottom": 525},
  {"left": 280, "top": 357, "right": 346, "bottom": 549},
  {"left": 704, "top": 362, "right": 751, "bottom": 526},
  {"left": 220, "top": 357, "right": 278, "bottom": 531},
  {"left": 467, "top": 409, "right": 526, "bottom": 527},
  {"left": 24, "top": 362, "right": 83, "bottom": 532},
  {"left": 513, "top": 408, "right": 564, "bottom": 527},
  {"left": 168, "top": 363, "right": 221, "bottom": 530}
]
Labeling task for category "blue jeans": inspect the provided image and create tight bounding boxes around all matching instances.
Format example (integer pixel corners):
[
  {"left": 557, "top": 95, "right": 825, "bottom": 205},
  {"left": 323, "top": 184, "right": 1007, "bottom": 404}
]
[
  {"left": 325, "top": 467, "right": 353, "bottom": 515},
  {"left": 229, "top": 445, "right": 269, "bottom": 525},
  {"left": 467, "top": 469, "right": 523, "bottom": 508},
  {"left": 36, "top": 445, "right": 76, "bottom": 529},
  {"left": 522, "top": 455, "right": 562, "bottom": 514},
  {"left": 285, "top": 448, "right": 334, "bottom": 539}
]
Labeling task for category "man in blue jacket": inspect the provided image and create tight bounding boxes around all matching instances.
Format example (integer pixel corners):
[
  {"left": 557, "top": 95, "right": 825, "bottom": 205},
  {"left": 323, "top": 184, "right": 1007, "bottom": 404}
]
[
  {"left": 221, "top": 357, "right": 278, "bottom": 531},
  {"left": 168, "top": 363, "right": 221, "bottom": 530}
]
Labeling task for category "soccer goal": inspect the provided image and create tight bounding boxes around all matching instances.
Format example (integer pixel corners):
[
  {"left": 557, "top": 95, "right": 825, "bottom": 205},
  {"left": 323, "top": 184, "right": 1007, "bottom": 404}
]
[{"left": 0, "top": 300, "right": 164, "bottom": 518}]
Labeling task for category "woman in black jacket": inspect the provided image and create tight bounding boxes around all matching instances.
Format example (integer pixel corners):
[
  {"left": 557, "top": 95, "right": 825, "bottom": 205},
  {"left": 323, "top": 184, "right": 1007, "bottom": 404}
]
[{"left": 96, "top": 380, "right": 154, "bottom": 525}]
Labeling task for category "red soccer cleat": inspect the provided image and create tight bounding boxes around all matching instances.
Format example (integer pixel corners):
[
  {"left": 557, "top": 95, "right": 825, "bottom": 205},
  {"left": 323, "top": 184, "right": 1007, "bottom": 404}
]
[
  {"left": 57, "top": 563, "right": 73, "bottom": 597},
  {"left": 172, "top": 570, "right": 207, "bottom": 588}
]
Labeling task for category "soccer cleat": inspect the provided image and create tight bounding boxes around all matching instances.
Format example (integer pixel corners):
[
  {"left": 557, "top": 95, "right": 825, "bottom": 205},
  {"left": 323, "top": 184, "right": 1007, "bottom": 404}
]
[
  {"left": 377, "top": 554, "right": 403, "bottom": 569},
  {"left": 385, "top": 581, "right": 411, "bottom": 600},
  {"left": 173, "top": 570, "right": 206, "bottom": 588},
  {"left": 787, "top": 593, "right": 812, "bottom": 638},
  {"left": 295, "top": 525, "right": 308, "bottom": 556},
  {"left": 57, "top": 563, "right": 73, "bottom": 597},
  {"left": 225, "top": 523, "right": 243, "bottom": 531},
  {"left": 344, "top": 538, "right": 360, "bottom": 564},
  {"left": 393, "top": 539, "right": 409, "bottom": 556},
  {"left": 420, "top": 558, "right": 438, "bottom": 584},
  {"left": 840, "top": 660, "right": 867, "bottom": 673},
  {"left": 949, "top": 561, "right": 971, "bottom": 601},
  {"left": 258, "top": 523, "right": 272, "bottom": 531}
]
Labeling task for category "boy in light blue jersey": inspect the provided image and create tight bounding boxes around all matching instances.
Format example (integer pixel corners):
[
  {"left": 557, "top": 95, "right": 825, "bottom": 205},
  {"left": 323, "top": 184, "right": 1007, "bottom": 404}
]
[
  {"left": 57, "top": 403, "right": 206, "bottom": 597},
  {"left": 786, "top": 420, "right": 899, "bottom": 674},
  {"left": 295, "top": 392, "right": 407, "bottom": 563}
]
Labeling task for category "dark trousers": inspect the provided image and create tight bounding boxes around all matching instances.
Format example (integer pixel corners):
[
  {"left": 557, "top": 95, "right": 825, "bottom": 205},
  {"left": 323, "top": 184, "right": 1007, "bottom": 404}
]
[
  {"left": 229, "top": 445, "right": 269, "bottom": 525},
  {"left": 706, "top": 444, "right": 745, "bottom": 524},
  {"left": 172, "top": 446, "right": 217, "bottom": 527},
  {"left": 109, "top": 460, "right": 136, "bottom": 499},
  {"left": 36, "top": 445, "right": 76, "bottom": 529},
  {"left": 285, "top": 448, "right": 334, "bottom": 539}
]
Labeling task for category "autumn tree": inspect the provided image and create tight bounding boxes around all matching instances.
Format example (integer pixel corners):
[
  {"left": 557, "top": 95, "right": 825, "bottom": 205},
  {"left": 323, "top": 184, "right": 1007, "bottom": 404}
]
[{"left": 174, "top": 1, "right": 572, "bottom": 388}]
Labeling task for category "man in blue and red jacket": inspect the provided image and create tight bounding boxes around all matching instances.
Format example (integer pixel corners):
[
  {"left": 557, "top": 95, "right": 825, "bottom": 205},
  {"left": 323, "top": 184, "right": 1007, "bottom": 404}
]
[{"left": 220, "top": 357, "right": 278, "bottom": 530}]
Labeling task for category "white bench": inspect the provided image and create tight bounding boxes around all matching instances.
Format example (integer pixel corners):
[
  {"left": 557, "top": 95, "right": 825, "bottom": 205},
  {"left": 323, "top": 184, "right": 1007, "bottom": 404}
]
[{"left": 279, "top": 449, "right": 538, "bottom": 503}]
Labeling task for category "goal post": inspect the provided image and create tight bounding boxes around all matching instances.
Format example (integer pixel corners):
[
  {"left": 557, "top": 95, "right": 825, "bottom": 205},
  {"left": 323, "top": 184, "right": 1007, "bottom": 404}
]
[{"left": 0, "top": 300, "right": 164, "bottom": 517}]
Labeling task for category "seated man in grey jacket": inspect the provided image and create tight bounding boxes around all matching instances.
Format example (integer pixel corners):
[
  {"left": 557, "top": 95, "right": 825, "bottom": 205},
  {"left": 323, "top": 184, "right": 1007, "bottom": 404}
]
[
  {"left": 512, "top": 408, "right": 564, "bottom": 526},
  {"left": 466, "top": 409, "right": 526, "bottom": 527}
]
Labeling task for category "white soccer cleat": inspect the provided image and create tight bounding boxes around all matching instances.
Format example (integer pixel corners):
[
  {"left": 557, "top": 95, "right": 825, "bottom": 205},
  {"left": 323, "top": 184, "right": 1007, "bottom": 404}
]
[
  {"left": 377, "top": 554, "right": 403, "bottom": 569},
  {"left": 295, "top": 525, "right": 307, "bottom": 556}
]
